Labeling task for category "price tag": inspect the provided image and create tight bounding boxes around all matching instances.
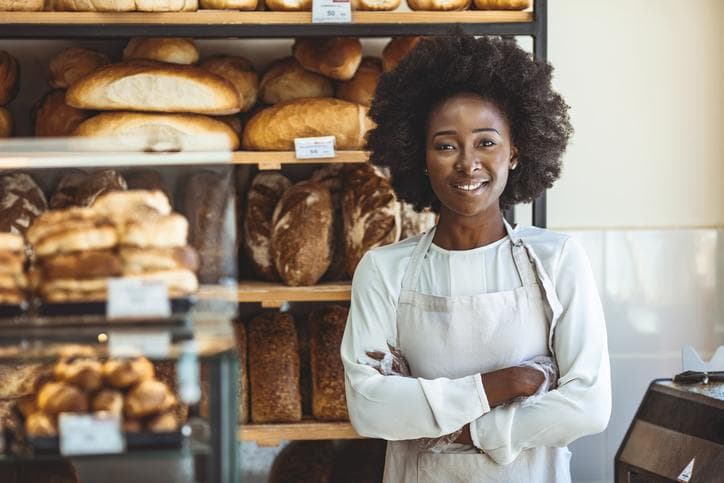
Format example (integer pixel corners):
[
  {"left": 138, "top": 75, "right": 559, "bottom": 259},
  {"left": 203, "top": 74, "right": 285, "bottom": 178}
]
[
  {"left": 108, "top": 330, "right": 171, "bottom": 358},
  {"left": 312, "top": 0, "right": 352, "bottom": 24},
  {"left": 107, "top": 278, "right": 171, "bottom": 319},
  {"left": 294, "top": 136, "right": 336, "bottom": 159},
  {"left": 59, "top": 413, "right": 125, "bottom": 456}
]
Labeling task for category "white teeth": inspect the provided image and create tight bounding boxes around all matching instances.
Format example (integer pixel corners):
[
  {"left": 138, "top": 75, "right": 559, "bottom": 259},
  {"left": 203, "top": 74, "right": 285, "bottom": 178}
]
[{"left": 454, "top": 181, "right": 488, "bottom": 191}]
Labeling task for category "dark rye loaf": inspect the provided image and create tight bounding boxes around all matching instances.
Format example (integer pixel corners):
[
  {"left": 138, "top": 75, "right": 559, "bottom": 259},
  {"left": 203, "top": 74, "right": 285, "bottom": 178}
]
[{"left": 0, "top": 173, "right": 47, "bottom": 236}]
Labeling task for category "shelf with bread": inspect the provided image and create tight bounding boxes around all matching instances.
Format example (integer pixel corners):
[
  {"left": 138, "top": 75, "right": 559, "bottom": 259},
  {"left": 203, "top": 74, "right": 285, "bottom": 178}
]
[
  {"left": 199, "top": 281, "right": 351, "bottom": 307},
  {"left": 239, "top": 420, "right": 361, "bottom": 447}
]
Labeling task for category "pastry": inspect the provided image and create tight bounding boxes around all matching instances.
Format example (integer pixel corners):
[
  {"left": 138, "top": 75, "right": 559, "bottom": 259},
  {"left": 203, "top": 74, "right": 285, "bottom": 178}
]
[
  {"left": 125, "top": 379, "right": 175, "bottom": 418},
  {"left": 91, "top": 189, "right": 172, "bottom": 220},
  {"left": 146, "top": 411, "right": 179, "bottom": 432},
  {"left": 91, "top": 389, "right": 124, "bottom": 416},
  {"left": 25, "top": 412, "right": 58, "bottom": 437},
  {"left": 119, "top": 246, "right": 199, "bottom": 274},
  {"left": 53, "top": 357, "right": 104, "bottom": 391},
  {"left": 406, "top": 0, "right": 469, "bottom": 10}
]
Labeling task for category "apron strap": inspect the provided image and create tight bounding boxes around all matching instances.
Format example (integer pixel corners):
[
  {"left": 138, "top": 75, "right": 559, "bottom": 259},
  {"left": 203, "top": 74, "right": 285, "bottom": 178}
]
[
  {"left": 503, "top": 218, "right": 537, "bottom": 286},
  {"left": 400, "top": 226, "right": 437, "bottom": 291}
]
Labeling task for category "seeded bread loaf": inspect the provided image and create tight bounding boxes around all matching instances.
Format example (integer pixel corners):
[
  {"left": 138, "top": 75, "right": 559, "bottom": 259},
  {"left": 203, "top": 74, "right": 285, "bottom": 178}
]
[{"left": 309, "top": 305, "right": 349, "bottom": 421}]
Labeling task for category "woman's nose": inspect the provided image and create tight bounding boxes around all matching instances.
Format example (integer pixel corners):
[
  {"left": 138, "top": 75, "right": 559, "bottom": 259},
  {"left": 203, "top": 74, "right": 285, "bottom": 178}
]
[{"left": 454, "top": 148, "right": 482, "bottom": 175}]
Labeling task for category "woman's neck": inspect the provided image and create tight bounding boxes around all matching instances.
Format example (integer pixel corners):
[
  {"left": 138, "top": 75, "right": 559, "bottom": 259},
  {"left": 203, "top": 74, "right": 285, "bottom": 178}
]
[{"left": 433, "top": 206, "right": 507, "bottom": 251}]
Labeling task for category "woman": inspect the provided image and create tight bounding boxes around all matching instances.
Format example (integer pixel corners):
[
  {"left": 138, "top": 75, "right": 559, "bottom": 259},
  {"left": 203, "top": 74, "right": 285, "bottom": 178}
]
[{"left": 341, "top": 32, "right": 611, "bottom": 482}]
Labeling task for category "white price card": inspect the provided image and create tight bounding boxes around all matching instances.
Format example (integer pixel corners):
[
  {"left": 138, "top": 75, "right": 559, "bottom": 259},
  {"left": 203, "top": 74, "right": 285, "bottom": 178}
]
[
  {"left": 59, "top": 413, "right": 125, "bottom": 456},
  {"left": 107, "top": 277, "right": 171, "bottom": 319},
  {"left": 108, "top": 330, "right": 171, "bottom": 358},
  {"left": 312, "top": 0, "right": 352, "bottom": 23},
  {"left": 294, "top": 136, "right": 336, "bottom": 159}
]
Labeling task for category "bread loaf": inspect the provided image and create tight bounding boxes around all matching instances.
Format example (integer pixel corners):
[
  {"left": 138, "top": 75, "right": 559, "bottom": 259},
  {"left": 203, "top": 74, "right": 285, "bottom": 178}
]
[
  {"left": 48, "top": 48, "right": 111, "bottom": 89},
  {"left": 400, "top": 201, "right": 436, "bottom": 239},
  {"left": 234, "top": 321, "right": 249, "bottom": 424},
  {"left": 0, "top": 173, "right": 47, "bottom": 236},
  {"left": 294, "top": 316, "right": 312, "bottom": 416},
  {"left": 264, "top": 0, "right": 310, "bottom": 11},
  {"left": 268, "top": 441, "right": 335, "bottom": 483},
  {"left": 336, "top": 57, "right": 381, "bottom": 107},
  {"left": 123, "top": 37, "right": 199, "bottom": 65},
  {"left": 66, "top": 61, "right": 241, "bottom": 115},
  {"left": 406, "top": 0, "right": 469, "bottom": 10},
  {"left": 293, "top": 37, "right": 362, "bottom": 81},
  {"left": 351, "top": 0, "right": 399, "bottom": 10},
  {"left": 474, "top": 0, "right": 529, "bottom": 8},
  {"left": 103, "top": 357, "right": 155, "bottom": 389},
  {"left": 0, "top": 363, "right": 45, "bottom": 400},
  {"left": 271, "top": 181, "right": 334, "bottom": 286},
  {"left": 343, "top": 164, "right": 401, "bottom": 276},
  {"left": 34, "top": 90, "right": 92, "bottom": 137},
  {"left": 0, "top": 0, "right": 44, "bottom": 10},
  {"left": 248, "top": 312, "right": 302, "bottom": 423},
  {"left": 121, "top": 214, "right": 188, "bottom": 248},
  {"left": 0, "top": 51, "right": 19, "bottom": 106},
  {"left": 91, "top": 389, "right": 124, "bottom": 416},
  {"left": 309, "top": 305, "right": 348, "bottom": 420},
  {"left": 242, "top": 172, "right": 291, "bottom": 282},
  {"left": 0, "top": 106, "right": 11, "bottom": 137},
  {"left": 214, "top": 114, "right": 242, "bottom": 137},
  {"left": 242, "top": 98, "right": 373, "bottom": 151},
  {"left": 91, "top": 188, "right": 171, "bottom": 219},
  {"left": 73, "top": 111, "right": 240, "bottom": 150},
  {"left": 53, "top": 0, "right": 197, "bottom": 11},
  {"left": 199, "top": 0, "right": 256, "bottom": 9},
  {"left": 382, "top": 36, "right": 422, "bottom": 72},
  {"left": 200, "top": 56, "right": 258, "bottom": 113},
  {"left": 37, "top": 382, "right": 89, "bottom": 415},
  {"left": 26, "top": 412, "right": 58, "bottom": 437},
  {"left": 259, "top": 57, "right": 333, "bottom": 105},
  {"left": 53, "top": 357, "right": 103, "bottom": 391},
  {"left": 50, "top": 169, "right": 127, "bottom": 209},
  {"left": 120, "top": 246, "right": 198, "bottom": 274},
  {"left": 125, "top": 379, "right": 175, "bottom": 418},
  {"left": 310, "top": 164, "right": 346, "bottom": 281}
]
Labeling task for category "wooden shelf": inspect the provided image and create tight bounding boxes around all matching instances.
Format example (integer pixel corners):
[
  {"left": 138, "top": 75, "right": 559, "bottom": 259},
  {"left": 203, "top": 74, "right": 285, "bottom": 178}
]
[
  {"left": 239, "top": 421, "right": 361, "bottom": 447},
  {"left": 232, "top": 150, "right": 368, "bottom": 170},
  {"left": 199, "top": 281, "right": 352, "bottom": 307}
]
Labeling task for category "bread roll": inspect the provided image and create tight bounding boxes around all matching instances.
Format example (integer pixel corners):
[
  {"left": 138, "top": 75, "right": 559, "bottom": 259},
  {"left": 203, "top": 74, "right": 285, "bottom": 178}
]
[
  {"left": 0, "top": 51, "right": 19, "bottom": 106},
  {"left": 242, "top": 98, "right": 373, "bottom": 151},
  {"left": 146, "top": 411, "right": 179, "bottom": 432},
  {"left": 343, "top": 164, "right": 401, "bottom": 276},
  {"left": 0, "top": 106, "right": 11, "bottom": 137},
  {"left": 91, "top": 389, "right": 124, "bottom": 416},
  {"left": 121, "top": 213, "right": 188, "bottom": 248},
  {"left": 199, "top": 0, "right": 256, "bottom": 9},
  {"left": 73, "top": 111, "right": 240, "bottom": 150},
  {"left": 474, "top": 0, "right": 529, "bottom": 8},
  {"left": 0, "top": 173, "right": 48, "bottom": 237},
  {"left": 123, "top": 37, "right": 199, "bottom": 65},
  {"left": 26, "top": 412, "right": 58, "bottom": 437},
  {"left": 293, "top": 38, "right": 362, "bottom": 81},
  {"left": 125, "top": 379, "right": 176, "bottom": 419},
  {"left": 400, "top": 201, "right": 436, "bottom": 239},
  {"left": 248, "top": 312, "right": 302, "bottom": 423},
  {"left": 271, "top": 181, "right": 334, "bottom": 286},
  {"left": 351, "top": 0, "right": 399, "bottom": 10},
  {"left": 49, "top": 48, "right": 111, "bottom": 89},
  {"left": 36, "top": 382, "right": 88, "bottom": 416},
  {"left": 53, "top": 357, "right": 104, "bottom": 391},
  {"left": 53, "top": 0, "right": 197, "bottom": 11},
  {"left": 382, "top": 36, "right": 422, "bottom": 72},
  {"left": 26, "top": 206, "right": 105, "bottom": 247},
  {"left": 66, "top": 61, "right": 241, "bottom": 115},
  {"left": 34, "top": 90, "right": 92, "bottom": 137},
  {"left": 269, "top": 441, "right": 335, "bottom": 483},
  {"left": 406, "top": 0, "right": 469, "bottom": 9},
  {"left": 259, "top": 57, "right": 333, "bottom": 105},
  {"left": 103, "top": 357, "right": 155, "bottom": 389},
  {"left": 242, "top": 172, "right": 291, "bottom": 282},
  {"left": 0, "top": 0, "right": 44, "bottom": 10},
  {"left": 336, "top": 57, "right": 381, "bottom": 107},
  {"left": 123, "top": 269, "right": 199, "bottom": 296},
  {"left": 264, "top": 0, "right": 310, "bottom": 11},
  {"left": 200, "top": 56, "right": 258, "bottom": 113},
  {"left": 309, "top": 305, "right": 348, "bottom": 420},
  {"left": 41, "top": 250, "right": 122, "bottom": 281}
]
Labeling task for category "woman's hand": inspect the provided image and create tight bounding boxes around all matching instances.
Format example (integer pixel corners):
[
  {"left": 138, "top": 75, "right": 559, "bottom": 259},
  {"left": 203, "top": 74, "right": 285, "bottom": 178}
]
[
  {"left": 481, "top": 365, "right": 546, "bottom": 408},
  {"left": 364, "top": 344, "right": 411, "bottom": 377}
]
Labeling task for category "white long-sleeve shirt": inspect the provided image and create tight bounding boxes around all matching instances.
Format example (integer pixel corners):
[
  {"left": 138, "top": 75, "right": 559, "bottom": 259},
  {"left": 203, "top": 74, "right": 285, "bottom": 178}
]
[{"left": 341, "top": 225, "right": 612, "bottom": 465}]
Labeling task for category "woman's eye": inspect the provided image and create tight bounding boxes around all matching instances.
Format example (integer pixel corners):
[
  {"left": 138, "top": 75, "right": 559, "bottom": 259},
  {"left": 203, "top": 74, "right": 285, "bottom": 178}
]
[
  {"left": 436, "top": 143, "right": 455, "bottom": 151},
  {"left": 479, "top": 139, "right": 496, "bottom": 147}
]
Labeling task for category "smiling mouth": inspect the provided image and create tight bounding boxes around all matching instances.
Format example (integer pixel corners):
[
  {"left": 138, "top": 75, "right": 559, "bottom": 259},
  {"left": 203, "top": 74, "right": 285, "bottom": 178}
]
[{"left": 452, "top": 180, "right": 490, "bottom": 192}]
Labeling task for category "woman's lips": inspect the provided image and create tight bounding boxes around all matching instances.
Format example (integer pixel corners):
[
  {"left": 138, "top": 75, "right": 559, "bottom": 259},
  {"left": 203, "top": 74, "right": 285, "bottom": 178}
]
[{"left": 451, "top": 179, "right": 490, "bottom": 192}]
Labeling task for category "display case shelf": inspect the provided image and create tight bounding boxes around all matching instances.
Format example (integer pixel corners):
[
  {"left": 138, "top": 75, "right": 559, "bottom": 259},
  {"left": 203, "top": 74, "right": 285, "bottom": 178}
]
[
  {"left": 199, "top": 282, "right": 352, "bottom": 308},
  {"left": 231, "top": 150, "right": 367, "bottom": 170},
  {"left": 239, "top": 421, "right": 361, "bottom": 447}
]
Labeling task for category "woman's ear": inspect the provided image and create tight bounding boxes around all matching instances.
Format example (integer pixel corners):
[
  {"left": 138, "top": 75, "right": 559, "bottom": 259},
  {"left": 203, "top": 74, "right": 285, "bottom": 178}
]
[{"left": 510, "top": 146, "right": 519, "bottom": 170}]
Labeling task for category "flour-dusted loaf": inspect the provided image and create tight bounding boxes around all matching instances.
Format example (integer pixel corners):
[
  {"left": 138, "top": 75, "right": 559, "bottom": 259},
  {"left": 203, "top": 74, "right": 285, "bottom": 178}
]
[
  {"left": 406, "top": 0, "right": 468, "bottom": 9},
  {"left": 293, "top": 37, "right": 362, "bottom": 81},
  {"left": 242, "top": 172, "right": 291, "bottom": 282},
  {"left": 34, "top": 90, "right": 92, "bottom": 137},
  {"left": 269, "top": 441, "right": 336, "bottom": 483},
  {"left": 264, "top": 0, "right": 310, "bottom": 11},
  {"left": 66, "top": 60, "right": 241, "bottom": 115},
  {"left": 259, "top": 57, "right": 333, "bottom": 105},
  {"left": 242, "top": 98, "right": 373, "bottom": 151},
  {"left": 50, "top": 169, "right": 127, "bottom": 209},
  {"left": 336, "top": 57, "right": 382, "bottom": 107},
  {"left": 309, "top": 305, "right": 349, "bottom": 421},
  {"left": 199, "top": 56, "right": 258, "bottom": 113},
  {"left": 199, "top": 0, "right": 256, "bottom": 9},
  {"left": 73, "top": 111, "right": 240, "bottom": 150},
  {"left": 474, "top": 0, "right": 529, "bottom": 9},
  {"left": 123, "top": 37, "right": 199, "bottom": 65},
  {"left": 0, "top": 173, "right": 48, "bottom": 236},
  {"left": 351, "top": 0, "right": 399, "bottom": 10},
  {"left": 399, "top": 201, "right": 436, "bottom": 240},
  {"left": 0, "top": 0, "right": 44, "bottom": 10},
  {"left": 53, "top": 0, "right": 197, "bottom": 11},
  {"left": 48, "top": 48, "right": 111, "bottom": 89},
  {"left": 343, "top": 164, "right": 401, "bottom": 277},
  {"left": 310, "top": 164, "right": 346, "bottom": 281},
  {"left": 0, "top": 51, "right": 19, "bottom": 106},
  {"left": 382, "top": 36, "right": 422, "bottom": 72},
  {"left": 0, "top": 107, "right": 11, "bottom": 137},
  {"left": 248, "top": 312, "right": 302, "bottom": 423},
  {"left": 234, "top": 321, "right": 249, "bottom": 424},
  {"left": 271, "top": 181, "right": 334, "bottom": 286}
]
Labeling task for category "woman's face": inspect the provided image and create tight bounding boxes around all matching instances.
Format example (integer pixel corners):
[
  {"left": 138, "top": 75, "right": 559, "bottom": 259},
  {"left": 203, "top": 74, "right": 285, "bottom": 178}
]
[{"left": 425, "top": 93, "right": 517, "bottom": 220}]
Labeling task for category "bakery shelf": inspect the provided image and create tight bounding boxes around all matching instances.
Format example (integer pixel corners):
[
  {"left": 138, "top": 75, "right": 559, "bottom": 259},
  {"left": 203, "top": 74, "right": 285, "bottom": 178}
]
[
  {"left": 231, "top": 150, "right": 368, "bottom": 170},
  {"left": 239, "top": 421, "right": 361, "bottom": 447},
  {"left": 0, "top": 11, "right": 535, "bottom": 38},
  {"left": 199, "top": 282, "right": 351, "bottom": 308}
]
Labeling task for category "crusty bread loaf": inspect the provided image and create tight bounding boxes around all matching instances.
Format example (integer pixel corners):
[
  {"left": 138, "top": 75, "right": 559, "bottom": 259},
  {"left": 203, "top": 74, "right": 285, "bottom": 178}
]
[
  {"left": 50, "top": 169, "right": 127, "bottom": 209},
  {"left": 73, "top": 111, "right": 240, "bottom": 150},
  {"left": 66, "top": 60, "right": 241, "bottom": 115},
  {"left": 309, "top": 305, "right": 349, "bottom": 421},
  {"left": 0, "top": 106, "right": 11, "bottom": 137},
  {"left": 0, "top": 0, "right": 44, "bottom": 10},
  {"left": 269, "top": 441, "right": 335, "bottom": 483},
  {"left": 0, "top": 51, "right": 19, "bottom": 106},
  {"left": 49, "top": 48, "right": 111, "bottom": 89},
  {"left": 343, "top": 164, "right": 401, "bottom": 276},
  {"left": 53, "top": 0, "right": 197, "bottom": 11},
  {"left": 0, "top": 363, "right": 45, "bottom": 399},
  {"left": 234, "top": 321, "right": 249, "bottom": 424},
  {"left": 199, "top": 0, "right": 256, "bottom": 9},
  {"left": 200, "top": 56, "right": 258, "bottom": 113},
  {"left": 213, "top": 114, "right": 242, "bottom": 137},
  {"left": 351, "top": 0, "right": 399, "bottom": 10},
  {"left": 271, "top": 181, "right": 334, "bottom": 286},
  {"left": 91, "top": 388, "right": 124, "bottom": 416},
  {"left": 406, "top": 0, "right": 468, "bottom": 9},
  {"left": 123, "top": 37, "right": 199, "bottom": 65},
  {"left": 264, "top": 0, "right": 309, "bottom": 10},
  {"left": 310, "top": 164, "right": 346, "bottom": 281},
  {"left": 242, "top": 172, "right": 291, "bottom": 282},
  {"left": 294, "top": 315, "right": 312, "bottom": 416},
  {"left": 382, "top": 36, "right": 422, "bottom": 72},
  {"left": 474, "top": 0, "right": 529, "bottom": 8},
  {"left": 259, "top": 57, "right": 333, "bottom": 105},
  {"left": 248, "top": 312, "right": 302, "bottom": 423},
  {"left": 400, "top": 201, "right": 436, "bottom": 239},
  {"left": 242, "top": 98, "right": 373, "bottom": 151},
  {"left": 0, "top": 173, "right": 47, "bottom": 236},
  {"left": 336, "top": 57, "right": 381, "bottom": 107},
  {"left": 34, "top": 90, "right": 92, "bottom": 137},
  {"left": 293, "top": 38, "right": 362, "bottom": 81}
]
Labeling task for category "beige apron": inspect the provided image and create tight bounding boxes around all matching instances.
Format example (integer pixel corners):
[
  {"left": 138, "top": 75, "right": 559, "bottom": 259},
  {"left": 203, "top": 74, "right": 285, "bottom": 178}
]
[{"left": 382, "top": 220, "right": 572, "bottom": 483}]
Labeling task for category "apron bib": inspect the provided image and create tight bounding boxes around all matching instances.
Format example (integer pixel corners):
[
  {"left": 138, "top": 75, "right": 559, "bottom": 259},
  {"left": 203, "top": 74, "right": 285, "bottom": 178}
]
[{"left": 382, "top": 220, "right": 570, "bottom": 483}]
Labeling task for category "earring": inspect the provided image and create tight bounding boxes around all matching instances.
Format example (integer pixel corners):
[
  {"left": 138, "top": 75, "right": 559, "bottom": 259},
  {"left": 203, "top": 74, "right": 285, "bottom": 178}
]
[
  {"left": 510, "top": 163, "right": 517, "bottom": 171},
  {"left": 424, "top": 168, "right": 429, "bottom": 176}
]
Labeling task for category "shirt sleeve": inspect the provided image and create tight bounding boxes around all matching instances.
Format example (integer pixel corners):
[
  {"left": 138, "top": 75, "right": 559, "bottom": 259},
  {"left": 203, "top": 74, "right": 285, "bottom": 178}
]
[
  {"left": 469, "top": 237, "right": 612, "bottom": 464},
  {"left": 341, "top": 251, "right": 491, "bottom": 441}
]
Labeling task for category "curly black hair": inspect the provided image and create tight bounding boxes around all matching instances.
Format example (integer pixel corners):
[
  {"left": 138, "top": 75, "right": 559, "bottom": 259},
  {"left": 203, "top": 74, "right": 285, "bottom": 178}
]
[{"left": 367, "top": 31, "right": 573, "bottom": 211}]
